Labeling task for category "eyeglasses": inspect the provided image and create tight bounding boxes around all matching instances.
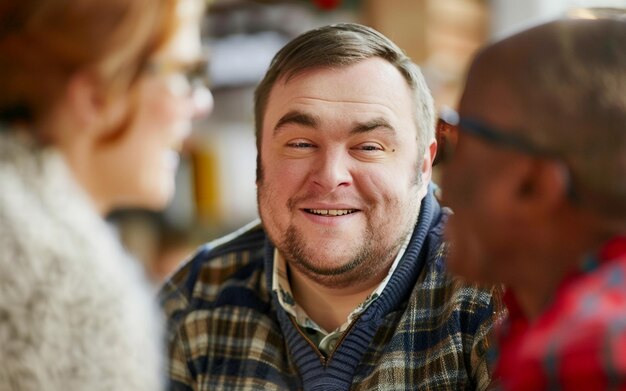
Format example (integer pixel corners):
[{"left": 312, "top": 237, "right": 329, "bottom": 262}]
[
  {"left": 437, "top": 107, "right": 558, "bottom": 159},
  {"left": 145, "top": 56, "right": 211, "bottom": 95},
  {"left": 437, "top": 106, "right": 578, "bottom": 200}
]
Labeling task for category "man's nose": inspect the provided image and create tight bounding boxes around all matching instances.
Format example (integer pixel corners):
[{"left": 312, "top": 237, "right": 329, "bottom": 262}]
[{"left": 310, "top": 148, "right": 352, "bottom": 192}]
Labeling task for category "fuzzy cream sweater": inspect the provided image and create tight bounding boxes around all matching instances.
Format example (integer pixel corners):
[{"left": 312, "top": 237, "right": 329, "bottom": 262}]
[{"left": 0, "top": 132, "right": 164, "bottom": 390}]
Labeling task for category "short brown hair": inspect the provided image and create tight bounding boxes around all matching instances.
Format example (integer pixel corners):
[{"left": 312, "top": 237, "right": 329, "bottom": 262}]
[
  {"left": 0, "top": 0, "right": 178, "bottom": 125},
  {"left": 254, "top": 23, "right": 435, "bottom": 181}
]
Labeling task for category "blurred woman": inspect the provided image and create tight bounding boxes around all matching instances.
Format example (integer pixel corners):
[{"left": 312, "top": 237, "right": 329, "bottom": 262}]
[{"left": 0, "top": 0, "right": 211, "bottom": 389}]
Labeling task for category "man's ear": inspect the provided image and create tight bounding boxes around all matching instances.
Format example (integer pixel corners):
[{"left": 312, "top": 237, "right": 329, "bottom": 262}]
[
  {"left": 427, "top": 139, "right": 437, "bottom": 167},
  {"left": 420, "top": 139, "right": 437, "bottom": 183},
  {"left": 416, "top": 139, "right": 437, "bottom": 200},
  {"left": 515, "top": 158, "right": 570, "bottom": 216}
]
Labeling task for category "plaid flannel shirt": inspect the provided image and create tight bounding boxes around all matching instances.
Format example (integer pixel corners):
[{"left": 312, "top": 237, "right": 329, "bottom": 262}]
[
  {"left": 160, "top": 190, "right": 499, "bottom": 390},
  {"left": 494, "top": 235, "right": 626, "bottom": 390}
]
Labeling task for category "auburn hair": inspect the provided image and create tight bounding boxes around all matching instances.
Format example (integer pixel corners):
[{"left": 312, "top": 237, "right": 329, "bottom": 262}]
[{"left": 0, "top": 0, "right": 179, "bottom": 126}]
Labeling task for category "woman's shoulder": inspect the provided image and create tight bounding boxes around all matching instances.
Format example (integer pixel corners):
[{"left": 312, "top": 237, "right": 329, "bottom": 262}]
[{"left": 0, "top": 135, "right": 164, "bottom": 390}]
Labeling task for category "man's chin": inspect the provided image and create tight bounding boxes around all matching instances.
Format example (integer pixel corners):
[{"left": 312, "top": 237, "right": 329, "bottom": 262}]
[{"left": 289, "top": 250, "right": 358, "bottom": 276}]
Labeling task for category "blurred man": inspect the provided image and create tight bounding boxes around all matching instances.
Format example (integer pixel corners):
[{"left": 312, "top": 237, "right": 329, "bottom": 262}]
[
  {"left": 161, "top": 23, "right": 499, "bottom": 390},
  {"left": 442, "top": 16, "right": 626, "bottom": 390}
]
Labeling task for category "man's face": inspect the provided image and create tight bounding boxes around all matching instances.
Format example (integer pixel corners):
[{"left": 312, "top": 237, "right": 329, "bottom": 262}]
[
  {"left": 257, "top": 57, "right": 433, "bottom": 288},
  {"left": 441, "top": 64, "right": 529, "bottom": 285}
]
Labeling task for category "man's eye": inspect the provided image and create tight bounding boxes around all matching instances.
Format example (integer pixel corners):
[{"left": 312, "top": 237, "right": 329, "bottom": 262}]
[
  {"left": 287, "top": 141, "right": 315, "bottom": 148},
  {"left": 355, "top": 143, "right": 383, "bottom": 151}
]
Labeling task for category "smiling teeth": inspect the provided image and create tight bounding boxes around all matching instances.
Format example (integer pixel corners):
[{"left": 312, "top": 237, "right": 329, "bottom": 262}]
[{"left": 308, "top": 209, "right": 356, "bottom": 216}]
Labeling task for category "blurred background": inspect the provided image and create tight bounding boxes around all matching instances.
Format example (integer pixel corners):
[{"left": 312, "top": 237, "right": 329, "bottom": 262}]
[{"left": 108, "top": 0, "right": 626, "bottom": 283}]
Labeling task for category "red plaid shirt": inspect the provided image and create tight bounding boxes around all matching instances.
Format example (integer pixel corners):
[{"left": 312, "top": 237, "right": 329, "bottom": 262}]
[{"left": 494, "top": 235, "right": 626, "bottom": 390}]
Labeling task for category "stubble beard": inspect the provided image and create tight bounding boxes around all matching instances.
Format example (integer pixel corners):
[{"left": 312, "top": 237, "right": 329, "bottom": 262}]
[{"left": 275, "top": 209, "right": 414, "bottom": 289}]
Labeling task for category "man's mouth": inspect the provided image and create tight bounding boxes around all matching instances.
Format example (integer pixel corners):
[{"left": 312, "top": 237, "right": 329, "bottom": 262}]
[{"left": 304, "top": 209, "right": 358, "bottom": 216}]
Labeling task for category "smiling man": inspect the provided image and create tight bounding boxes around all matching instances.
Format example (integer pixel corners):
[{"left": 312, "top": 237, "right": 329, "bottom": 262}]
[{"left": 160, "top": 23, "right": 499, "bottom": 390}]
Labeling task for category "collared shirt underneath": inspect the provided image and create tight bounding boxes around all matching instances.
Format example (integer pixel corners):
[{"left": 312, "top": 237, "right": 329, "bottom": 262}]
[{"left": 271, "top": 231, "right": 412, "bottom": 357}]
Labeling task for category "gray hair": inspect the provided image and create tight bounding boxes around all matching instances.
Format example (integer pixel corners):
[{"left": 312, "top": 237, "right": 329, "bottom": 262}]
[{"left": 254, "top": 23, "right": 435, "bottom": 181}]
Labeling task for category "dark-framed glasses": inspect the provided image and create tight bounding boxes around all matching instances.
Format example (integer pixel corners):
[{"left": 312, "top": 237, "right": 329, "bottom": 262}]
[
  {"left": 145, "top": 54, "right": 211, "bottom": 95},
  {"left": 436, "top": 106, "right": 578, "bottom": 200},
  {"left": 437, "top": 106, "right": 558, "bottom": 159}
]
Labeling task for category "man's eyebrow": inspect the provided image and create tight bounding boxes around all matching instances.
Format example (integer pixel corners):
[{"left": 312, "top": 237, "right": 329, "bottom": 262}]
[
  {"left": 350, "top": 118, "right": 396, "bottom": 135},
  {"left": 273, "top": 111, "right": 320, "bottom": 135}
]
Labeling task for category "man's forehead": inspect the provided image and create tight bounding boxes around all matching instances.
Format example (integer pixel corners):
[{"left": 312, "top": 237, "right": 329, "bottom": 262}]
[{"left": 268, "top": 59, "right": 413, "bottom": 114}]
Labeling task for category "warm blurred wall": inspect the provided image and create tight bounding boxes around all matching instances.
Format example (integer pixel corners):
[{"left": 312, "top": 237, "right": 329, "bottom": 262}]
[
  {"left": 362, "top": 0, "right": 489, "bottom": 111},
  {"left": 362, "top": 0, "right": 428, "bottom": 64}
]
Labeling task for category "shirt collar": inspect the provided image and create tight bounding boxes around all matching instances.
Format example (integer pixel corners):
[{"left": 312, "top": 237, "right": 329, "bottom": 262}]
[{"left": 271, "top": 229, "right": 414, "bottom": 335}]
